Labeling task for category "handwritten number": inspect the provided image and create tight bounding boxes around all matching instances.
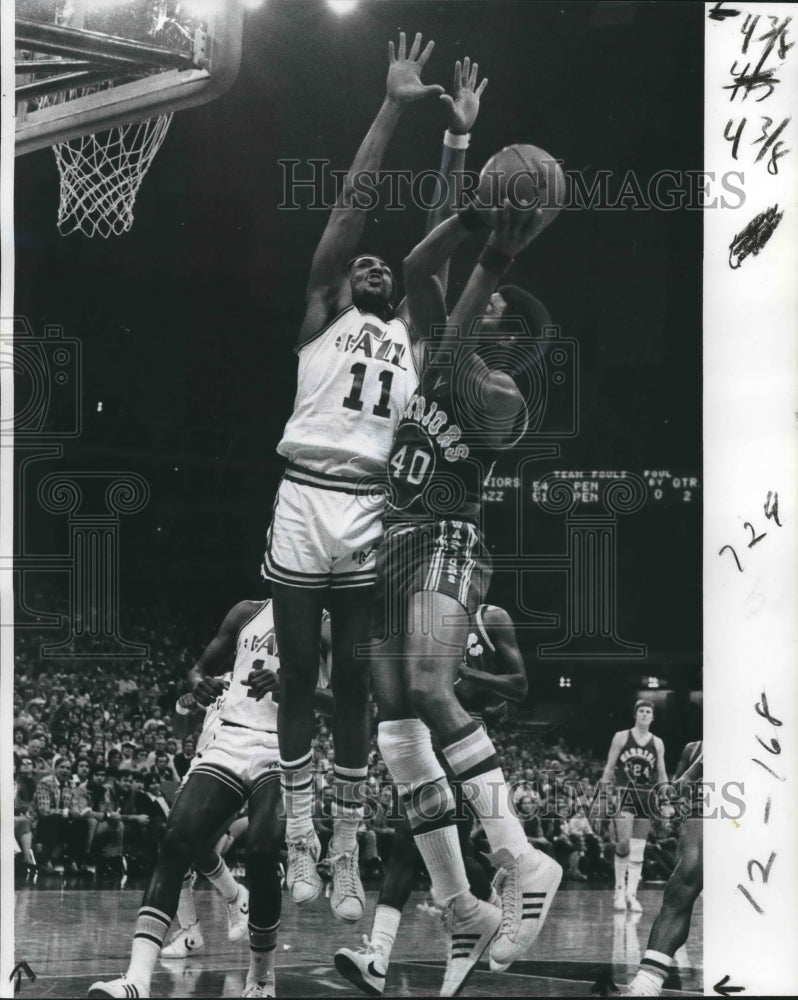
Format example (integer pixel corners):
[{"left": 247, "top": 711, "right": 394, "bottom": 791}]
[
  {"left": 764, "top": 491, "right": 782, "bottom": 526},
  {"left": 737, "top": 883, "right": 764, "bottom": 914},
  {"left": 755, "top": 690, "right": 782, "bottom": 726},
  {"left": 740, "top": 14, "right": 759, "bottom": 53},
  {"left": 708, "top": 1, "right": 741, "bottom": 21},
  {"left": 724, "top": 118, "right": 746, "bottom": 159},
  {"left": 755, "top": 734, "right": 781, "bottom": 755},
  {"left": 743, "top": 521, "right": 767, "bottom": 547},
  {"left": 747, "top": 851, "right": 776, "bottom": 884},
  {"left": 719, "top": 544, "right": 743, "bottom": 572},
  {"left": 752, "top": 758, "right": 785, "bottom": 781}
]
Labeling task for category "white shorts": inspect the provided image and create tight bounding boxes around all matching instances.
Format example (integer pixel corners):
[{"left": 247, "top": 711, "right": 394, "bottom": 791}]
[
  {"left": 262, "top": 464, "right": 385, "bottom": 589},
  {"left": 186, "top": 722, "right": 280, "bottom": 801}
]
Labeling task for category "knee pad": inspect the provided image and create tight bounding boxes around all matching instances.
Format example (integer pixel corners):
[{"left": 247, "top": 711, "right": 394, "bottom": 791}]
[{"left": 629, "top": 838, "right": 646, "bottom": 864}]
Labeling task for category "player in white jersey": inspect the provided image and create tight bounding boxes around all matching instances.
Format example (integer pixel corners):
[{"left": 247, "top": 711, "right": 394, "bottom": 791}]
[
  {"left": 89, "top": 600, "right": 330, "bottom": 1000},
  {"left": 601, "top": 700, "right": 668, "bottom": 913},
  {"left": 262, "top": 32, "right": 489, "bottom": 924}
]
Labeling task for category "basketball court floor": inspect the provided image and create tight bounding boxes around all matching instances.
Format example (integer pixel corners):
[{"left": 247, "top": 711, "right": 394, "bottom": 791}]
[{"left": 15, "top": 879, "right": 702, "bottom": 997}]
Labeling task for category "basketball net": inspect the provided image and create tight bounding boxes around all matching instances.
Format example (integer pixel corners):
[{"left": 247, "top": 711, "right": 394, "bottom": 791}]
[{"left": 48, "top": 113, "right": 173, "bottom": 238}]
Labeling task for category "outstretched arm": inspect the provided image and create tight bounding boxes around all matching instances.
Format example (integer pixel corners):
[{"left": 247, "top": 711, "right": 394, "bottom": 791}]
[
  {"left": 299, "top": 32, "right": 442, "bottom": 347},
  {"left": 458, "top": 606, "right": 528, "bottom": 702}
]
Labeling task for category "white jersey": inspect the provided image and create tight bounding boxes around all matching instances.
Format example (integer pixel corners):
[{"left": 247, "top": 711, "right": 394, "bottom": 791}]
[
  {"left": 278, "top": 306, "right": 418, "bottom": 478},
  {"left": 195, "top": 672, "right": 231, "bottom": 754},
  {"left": 219, "top": 601, "right": 330, "bottom": 732}
]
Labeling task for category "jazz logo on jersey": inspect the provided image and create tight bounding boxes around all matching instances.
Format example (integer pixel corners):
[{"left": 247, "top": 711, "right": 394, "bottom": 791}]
[
  {"left": 335, "top": 322, "right": 408, "bottom": 370},
  {"left": 241, "top": 631, "right": 278, "bottom": 657}
]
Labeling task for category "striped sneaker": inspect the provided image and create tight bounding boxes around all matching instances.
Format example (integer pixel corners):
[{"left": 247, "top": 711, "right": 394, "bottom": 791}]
[
  {"left": 87, "top": 976, "right": 148, "bottom": 998},
  {"left": 489, "top": 849, "right": 561, "bottom": 972},
  {"left": 440, "top": 895, "right": 501, "bottom": 997}
]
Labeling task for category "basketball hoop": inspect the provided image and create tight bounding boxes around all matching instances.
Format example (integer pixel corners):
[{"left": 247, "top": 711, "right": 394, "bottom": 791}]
[{"left": 50, "top": 112, "right": 173, "bottom": 238}]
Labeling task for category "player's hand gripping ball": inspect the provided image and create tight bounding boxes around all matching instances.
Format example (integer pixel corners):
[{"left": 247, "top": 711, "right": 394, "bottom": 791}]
[{"left": 475, "top": 144, "right": 566, "bottom": 232}]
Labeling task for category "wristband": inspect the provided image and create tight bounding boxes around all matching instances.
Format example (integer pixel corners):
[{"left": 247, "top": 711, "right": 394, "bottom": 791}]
[
  {"left": 478, "top": 245, "right": 513, "bottom": 275},
  {"left": 444, "top": 129, "right": 470, "bottom": 149},
  {"left": 458, "top": 202, "right": 488, "bottom": 231}
]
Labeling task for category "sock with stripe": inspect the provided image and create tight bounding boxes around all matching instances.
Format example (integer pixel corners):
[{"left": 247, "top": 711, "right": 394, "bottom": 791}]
[
  {"left": 248, "top": 920, "right": 278, "bottom": 984},
  {"left": 176, "top": 871, "right": 198, "bottom": 930},
  {"left": 371, "top": 904, "right": 402, "bottom": 960},
  {"left": 441, "top": 722, "right": 530, "bottom": 862},
  {"left": 629, "top": 950, "right": 672, "bottom": 995},
  {"left": 331, "top": 763, "right": 367, "bottom": 855},
  {"left": 281, "top": 751, "right": 314, "bottom": 841},
  {"left": 378, "top": 719, "right": 470, "bottom": 905},
  {"left": 200, "top": 854, "right": 240, "bottom": 904},
  {"left": 127, "top": 906, "right": 171, "bottom": 989}
]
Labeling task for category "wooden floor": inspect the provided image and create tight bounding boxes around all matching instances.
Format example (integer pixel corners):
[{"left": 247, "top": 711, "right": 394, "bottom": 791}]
[{"left": 14, "top": 878, "right": 702, "bottom": 997}]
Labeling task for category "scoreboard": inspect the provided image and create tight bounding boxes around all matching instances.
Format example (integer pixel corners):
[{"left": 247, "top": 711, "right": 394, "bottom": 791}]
[{"left": 483, "top": 469, "right": 701, "bottom": 507}]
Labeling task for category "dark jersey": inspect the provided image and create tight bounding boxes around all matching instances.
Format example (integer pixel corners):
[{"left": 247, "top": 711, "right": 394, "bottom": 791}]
[
  {"left": 616, "top": 730, "right": 658, "bottom": 788},
  {"left": 453, "top": 605, "right": 507, "bottom": 720},
  {"left": 385, "top": 359, "right": 493, "bottom": 524}
]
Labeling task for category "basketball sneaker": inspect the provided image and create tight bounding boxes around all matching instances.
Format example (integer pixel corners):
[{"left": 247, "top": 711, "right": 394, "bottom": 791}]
[
  {"left": 614, "top": 889, "right": 628, "bottom": 911},
  {"left": 626, "top": 893, "right": 642, "bottom": 914},
  {"left": 334, "top": 935, "right": 388, "bottom": 996},
  {"left": 488, "top": 848, "right": 562, "bottom": 972},
  {"left": 285, "top": 830, "right": 322, "bottom": 904},
  {"left": 227, "top": 885, "right": 250, "bottom": 942},
  {"left": 440, "top": 895, "right": 502, "bottom": 997},
  {"left": 328, "top": 846, "right": 365, "bottom": 922},
  {"left": 243, "top": 975, "right": 276, "bottom": 998},
  {"left": 87, "top": 976, "right": 148, "bottom": 998},
  {"left": 161, "top": 922, "right": 205, "bottom": 958}
]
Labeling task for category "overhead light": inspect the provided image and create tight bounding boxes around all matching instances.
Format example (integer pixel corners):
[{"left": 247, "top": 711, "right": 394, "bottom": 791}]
[{"left": 328, "top": 1, "right": 359, "bottom": 13}]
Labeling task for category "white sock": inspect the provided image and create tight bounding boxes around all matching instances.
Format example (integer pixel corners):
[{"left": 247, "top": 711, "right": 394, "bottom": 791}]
[
  {"left": 441, "top": 726, "right": 529, "bottom": 862},
  {"left": 128, "top": 907, "right": 170, "bottom": 988},
  {"left": 627, "top": 838, "right": 645, "bottom": 897},
  {"left": 176, "top": 873, "right": 198, "bottom": 930},
  {"left": 331, "top": 764, "right": 366, "bottom": 855},
  {"left": 281, "top": 751, "right": 314, "bottom": 841},
  {"left": 614, "top": 853, "right": 629, "bottom": 892},
  {"left": 371, "top": 905, "right": 402, "bottom": 960},
  {"left": 414, "top": 826, "right": 470, "bottom": 905},
  {"left": 203, "top": 856, "right": 240, "bottom": 903}
]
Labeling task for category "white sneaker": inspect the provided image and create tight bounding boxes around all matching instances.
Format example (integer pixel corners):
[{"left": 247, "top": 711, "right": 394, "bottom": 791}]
[
  {"left": 87, "top": 976, "right": 149, "bottom": 998},
  {"left": 614, "top": 889, "right": 628, "bottom": 911},
  {"left": 334, "top": 936, "right": 388, "bottom": 996},
  {"left": 243, "top": 976, "right": 277, "bottom": 998},
  {"left": 626, "top": 893, "right": 642, "bottom": 914},
  {"left": 489, "top": 849, "right": 562, "bottom": 972},
  {"left": 328, "top": 846, "right": 365, "bottom": 922},
  {"left": 285, "top": 830, "right": 323, "bottom": 904},
  {"left": 627, "top": 971, "right": 665, "bottom": 996},
  {"left": 440, "top": 895, "right": 502, "bottom": 997},
  {"left": 160, "top": 922, "right": 205, "bottom": 959},
  {"left": 227, "top": 885, "right": 250, "bottom": 942}
]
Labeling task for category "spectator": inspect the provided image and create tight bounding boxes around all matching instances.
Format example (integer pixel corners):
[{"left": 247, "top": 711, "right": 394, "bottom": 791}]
[
  {"left": 71, "top": 764, "right": 124, "bottom": 876},
  {"left": 516, "top": 794, "right": 554, "bottom": 857},
  {"left": 34, "top": 757, "right": 75, "bottom": 873},
  {"left": 172, "top": 736, "right": 195, "bottom": 780},
  {"left": 14, "top": 758, "right": 38, "bottom": 873}
]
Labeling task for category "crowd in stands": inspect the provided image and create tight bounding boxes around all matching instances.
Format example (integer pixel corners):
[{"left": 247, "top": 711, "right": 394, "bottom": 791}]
[{"left": 13, "top": 610, "right": 682, "bottom": 886}]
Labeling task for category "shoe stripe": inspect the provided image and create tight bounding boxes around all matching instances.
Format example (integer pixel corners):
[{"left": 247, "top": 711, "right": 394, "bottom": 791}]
[{"left": 523, "top": 892, "right": 547, "bottom": 898}]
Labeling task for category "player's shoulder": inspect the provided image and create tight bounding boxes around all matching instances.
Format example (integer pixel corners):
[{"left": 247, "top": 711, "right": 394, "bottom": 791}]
[
  {"left": 480, "top": 604, "right": 513, "bottom": 627},
  {"left": 222, "top": 599, "right": 268, "bottom": 631},
  {"left": 612, "top": 729, "right": 630, "bottom": 744},
  {"left": 653, "top": 734, "right": 666, "bottom": 751}
]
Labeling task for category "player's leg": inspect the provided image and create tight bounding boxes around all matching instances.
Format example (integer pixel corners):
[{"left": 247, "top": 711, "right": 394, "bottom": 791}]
[
  {"left": 325, "top": 585, "right": 374, "bottom": 921},
  {"left": 334, "top": 805, "right": 418, "bottom": 996},
  {"left": 626, "top": 816, "right": 650, "bottom": 913},
  {"left": 406, "top": 588, "right": 561, "bottom": 974},
  {"left": 88, "top": 772, "right": 243, "bottom": 998},
  {"left": 613, "top": 812, "right": 634, "bottom": 911},
  {"left": 242, "top": 776, "right": 284, "bottom": 999},
  {"left": 375, "top": 593, "right": 500, "bottom": 997},
  {"left": 627, "top": 818, "right": 702, "bottom": 997},
  {"left": 271, "top": 582, "right": 325, "bottom": 904}
]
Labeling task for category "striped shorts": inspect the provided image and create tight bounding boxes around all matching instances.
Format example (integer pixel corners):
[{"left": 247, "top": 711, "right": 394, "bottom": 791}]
[
  {"left": 370, "top": 520, "right": 492, "bottom": 639},
  {"left": 184, "top": 722, "right": 281, "bottom": 803}
]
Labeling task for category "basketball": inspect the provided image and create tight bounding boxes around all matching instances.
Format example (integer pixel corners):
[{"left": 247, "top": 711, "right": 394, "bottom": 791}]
[{"left": 475, "top": 144, "right": 566, "bottom": 232}]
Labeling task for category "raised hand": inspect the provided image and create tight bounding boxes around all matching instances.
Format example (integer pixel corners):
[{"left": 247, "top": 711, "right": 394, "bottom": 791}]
[
  {"left": 440, "top": 57, "right": 488, "bottom": 134},
  {"left": 487, "top": 200, "right": 546, "bottom": 257},
  {"left": 386, "top": 31, "right": 444, "bottom": 104}
]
